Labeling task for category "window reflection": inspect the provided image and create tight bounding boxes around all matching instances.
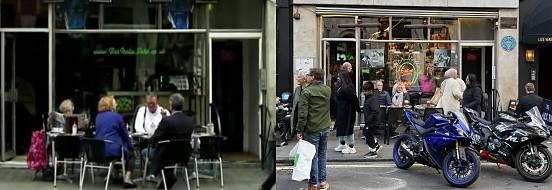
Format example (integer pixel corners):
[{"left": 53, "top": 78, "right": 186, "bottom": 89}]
[
  {"left": 1, "top": 0, "right": 49, "bottom": 28},
  {"left": 357, "top": 42, "right": 458, "bottom": 103},
  {"left": 360, "top": 17, "right": 389, "bottom": 40},
  {"left": 323, "top": 17, "right": 356, "bottom": 38},
  {"left": 392, "top": 18, "right": 427, "bottom": 40}
]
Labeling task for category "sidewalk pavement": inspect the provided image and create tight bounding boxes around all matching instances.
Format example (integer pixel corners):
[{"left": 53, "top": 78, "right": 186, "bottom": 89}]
[{"left": 276, "top": 127, "right": 397, "bottom": 165}]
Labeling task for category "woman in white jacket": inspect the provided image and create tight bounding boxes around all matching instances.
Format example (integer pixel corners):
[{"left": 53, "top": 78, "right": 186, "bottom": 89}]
[{"left": 437, "top": 69, "right": 464, "bottom": 113}]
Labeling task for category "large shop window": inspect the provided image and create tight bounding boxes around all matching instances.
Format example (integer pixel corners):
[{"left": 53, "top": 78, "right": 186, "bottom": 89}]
[
  {"left": 360, "top": 17, "right": 389, "bottom": 40},
  {"left": 391, "top": 18, "right": 427, "bottom": 40},
  {"left": 1, "top": 0, "right": 49, "bottom": 28},
  {"left": 460, "top": 19, "right": 495, "bottom": 40},
  {"left": 323, "top": 17, "right": 356, "bottom": 38},
  {"left": 54, "top": 33, "right": 205, "bottom": 117},
  {"left": 356, "top": 42, "right": 458, "bottom": 103},
  {"left": 208, "top": 0, "right": 262, "bottom": 29}
]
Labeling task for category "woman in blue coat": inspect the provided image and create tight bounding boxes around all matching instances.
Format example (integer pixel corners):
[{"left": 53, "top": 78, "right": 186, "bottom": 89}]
[
  {"left": 462, "top": 73, "right": 482, "bottom": 115},
  {"left": 95, "top": 96, "right": 137, "bottom": 188}
]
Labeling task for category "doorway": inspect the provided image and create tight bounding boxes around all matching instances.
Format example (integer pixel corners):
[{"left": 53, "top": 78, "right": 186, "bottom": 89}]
[
  {"left": 1, "top": 32, "right": 49, "bottom": 161},
  {"left": 539, "top": 47, "right": 552, "bottom": 99},
  {"left": 461, "top": 47, "right": 492, "bottom": 93},
  {"left": 209, "top": 33, "right": 262, "bottom": 158}
]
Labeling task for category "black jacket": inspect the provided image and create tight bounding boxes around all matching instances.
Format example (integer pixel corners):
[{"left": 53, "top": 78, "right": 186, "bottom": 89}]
[
  {"left": 364, "top": 91, "right": 381, "bottom": 128},
  {"left": 515, "top": 93, "right": 543, "bottom": 116},
  {"left": 150, "top": 112, "right": 195, "bottom": 175},
  {"left": 462, "top": 85, "right": 482, "bottom": 114},
  {"left": 334, "top": 86, "right": 361, "bottom": 136}
]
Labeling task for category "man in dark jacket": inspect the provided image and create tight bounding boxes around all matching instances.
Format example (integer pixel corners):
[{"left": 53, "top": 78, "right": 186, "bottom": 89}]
[
  {"left": 362, "top": 82, "right": 382, "bottom": 158},
  {"left": 376, "top": 81, "right": 393, "bottom": 106},
  {"left": 515, "top": 82, "right": 543, "bottom": 116},
  {"left": 150, "top": 93, "right": 196, "bottom": 189}
]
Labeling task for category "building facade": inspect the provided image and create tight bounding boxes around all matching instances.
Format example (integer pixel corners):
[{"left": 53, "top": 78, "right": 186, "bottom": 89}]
[
  {"left": 0, "top": 0, "right": 275, "bottom": 163},
  {"left": 285, "top": 0, "right": 519, "bottom": 121},
  {"left": 518, "top": 0, "right": 552, "bottom": 100}
]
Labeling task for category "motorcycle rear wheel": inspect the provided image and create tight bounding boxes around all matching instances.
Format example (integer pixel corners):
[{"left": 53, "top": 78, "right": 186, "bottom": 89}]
[
  {"left": 442, "top": 149, "right": 480, "bottom": 188},
  {"left": 515, "top": 145, "right": 552, "bottom": 182}
]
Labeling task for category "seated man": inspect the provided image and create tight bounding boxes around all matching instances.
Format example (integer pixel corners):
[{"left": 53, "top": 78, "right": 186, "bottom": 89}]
[
  {"left": 134, "top": 95, "right": 170, "bottom": 181},
  {"left": 150, "top": 93, "right": 195, "bottom": 189}
]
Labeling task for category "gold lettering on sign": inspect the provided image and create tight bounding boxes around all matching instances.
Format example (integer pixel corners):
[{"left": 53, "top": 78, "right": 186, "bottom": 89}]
[{"left": 538, "top": 37, "right": 552, "bottom": 42}]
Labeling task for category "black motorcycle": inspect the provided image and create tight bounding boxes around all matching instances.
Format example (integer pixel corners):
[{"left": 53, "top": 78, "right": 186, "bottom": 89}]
[
  {"left": 464, "top": 106, "right": 552, "bottom": 182},
  {"left": 276, "top": 92, "right": 293, "bottom": 147}
]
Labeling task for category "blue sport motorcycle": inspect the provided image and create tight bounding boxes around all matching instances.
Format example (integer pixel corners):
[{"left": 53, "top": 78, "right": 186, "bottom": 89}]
[{"left": 393, "top": 109, "right": 481, "bottom": 188}]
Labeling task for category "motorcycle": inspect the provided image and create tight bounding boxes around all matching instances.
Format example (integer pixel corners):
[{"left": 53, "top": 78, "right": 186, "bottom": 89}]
[
  {"left": 276, "top": 92, "right": 293, "bottom": 146},
  {"left": 464, "top": 106, "right": 552, "bottom": 182},
  {"left": 393, "top": 109, "right": 480, "bottom": 188}
]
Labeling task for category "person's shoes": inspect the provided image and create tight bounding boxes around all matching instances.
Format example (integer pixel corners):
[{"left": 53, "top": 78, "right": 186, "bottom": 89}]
[
  {"left": 123, "top": 182, "right": 137, "bottom": 189},
  {"left": 334, "top": 144, "right": 347, "bottom": 152},
  {"left": 319, "top": 182, "right": 329, "bottom": 190},
  {"left": 299, "top": 185, "right": 317, "bottom": 190},
  {"left": 364, "top": 151, "right": 377, "bottom": 158},
  {"left": 341, "top": 146, "right": 356, "bottom": 154},
  {"left": 361, "top": 136, "right": 366, "bottom": 140},
  {"left": 276, "top": 139, "right": 288, "bottom": 147},
  {"left": 146, "top": 174, "right": 156, "bottom": 182},
  {"left": 374, "top": 144, "right": 382, "bottom": 153}
]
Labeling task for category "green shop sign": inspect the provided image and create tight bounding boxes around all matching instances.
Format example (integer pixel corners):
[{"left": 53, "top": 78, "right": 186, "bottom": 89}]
[{"left": 93, "top": 47, "right": 166, "bottom": 55}]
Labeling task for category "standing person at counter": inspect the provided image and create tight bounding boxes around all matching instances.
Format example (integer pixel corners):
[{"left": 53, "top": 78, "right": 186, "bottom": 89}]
[{"left": 133, "top": 94, "right": 170, "bottom": 181}]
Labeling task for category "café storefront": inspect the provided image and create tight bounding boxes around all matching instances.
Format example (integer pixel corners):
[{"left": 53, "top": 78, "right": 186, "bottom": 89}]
[
  {"left": 291, "top": 2, "right": 520, "bottom": 125},
  {"left": 0, "top": 0, "right": 275, "bottom": 163}
]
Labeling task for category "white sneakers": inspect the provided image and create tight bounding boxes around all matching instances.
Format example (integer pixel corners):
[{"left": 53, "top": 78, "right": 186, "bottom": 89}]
[
  {"left": 335, "top": 144, "right": 347, "bottom": 152},
  {"left": 335, "top": 144, "right": 356, "bottom": 154},
  {"left": 342, "top": 146, "right": 356, "bottom": 154}
]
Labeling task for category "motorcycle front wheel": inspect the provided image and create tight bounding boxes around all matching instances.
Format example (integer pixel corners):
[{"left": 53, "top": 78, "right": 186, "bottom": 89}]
[
  {"left": 515, "top": 145, "right": 552, "bottom": 182},
  {"left": 393, "top": 135, "right": 415, "bottom": 169},
  {"left": 442, "top": 149, "right": 480, "bottom": 188}
]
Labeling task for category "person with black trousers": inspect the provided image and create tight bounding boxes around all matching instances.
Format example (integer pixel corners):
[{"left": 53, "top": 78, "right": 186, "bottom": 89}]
[
  {"left": 150, "top": 93, "right": 196, "bottom": 189},
  {"left": 515, "top": 82, "right": 544, "bottom": 117},
  {"left": 462, "top": 74, "right": 482, "bottom": 115},
  {"left": 362, "top": 82, "right": 382, "bottom": 158}
]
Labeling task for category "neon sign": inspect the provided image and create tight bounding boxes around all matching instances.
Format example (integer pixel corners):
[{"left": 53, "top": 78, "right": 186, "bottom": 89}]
[{"left": 399, "top": 62, "right": 418, "bottom": 86}]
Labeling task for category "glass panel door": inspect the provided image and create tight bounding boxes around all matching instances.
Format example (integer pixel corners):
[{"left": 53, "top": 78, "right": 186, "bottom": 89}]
[{"left": 1, "top": 33, "right": 16, "bottom": 161}]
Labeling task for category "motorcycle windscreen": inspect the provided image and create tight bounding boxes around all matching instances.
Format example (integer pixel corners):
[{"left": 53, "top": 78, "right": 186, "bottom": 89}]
[
  {"left": 451, "top": 111, "right": 473, "bottom": 135},
  {"left": 525, "top": 106, "right": 549, "bottom": 136}
]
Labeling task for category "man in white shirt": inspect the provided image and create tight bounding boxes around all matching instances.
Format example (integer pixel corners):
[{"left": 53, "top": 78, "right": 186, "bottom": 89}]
[{"left": 134, "top": 95, "right": 170, "bottom": 181}]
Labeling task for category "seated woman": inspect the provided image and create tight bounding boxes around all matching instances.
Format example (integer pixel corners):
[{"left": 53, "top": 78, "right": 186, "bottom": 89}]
[
  {"left": 95, "top": 96, "right": 137, "bottom": 188},
  {"left": 47, "top": 99, "right": 89, "bottom": 130}
]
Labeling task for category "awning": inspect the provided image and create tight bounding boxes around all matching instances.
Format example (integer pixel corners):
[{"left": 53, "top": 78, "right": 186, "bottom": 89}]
[{"left": 523, "top": 0, "right": 552, "bottom": 44}]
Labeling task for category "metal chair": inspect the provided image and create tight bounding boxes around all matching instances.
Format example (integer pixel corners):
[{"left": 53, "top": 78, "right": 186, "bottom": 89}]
[
  {"left": 53, "top": 135, "right": 84, "bottom": 187},
  {"left": 385, "top": 107, "right": 409, "bottom": 145},
  {"left": 156, "top": 139, "right": 192, "bottom": 190},
  {"left": 191, "top": 136, "right": 225, "bottom": 188},
  {"left": 423, "top": 108, "right": 444, "bottom": 121},
  {"left": 79, "top": 138, "right": 126, "bottom": 190}
]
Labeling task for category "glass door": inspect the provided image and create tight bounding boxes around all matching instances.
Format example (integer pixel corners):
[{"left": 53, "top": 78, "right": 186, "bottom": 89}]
[{"left": 1, "top": 33, "right": 16, "bottom": 161}]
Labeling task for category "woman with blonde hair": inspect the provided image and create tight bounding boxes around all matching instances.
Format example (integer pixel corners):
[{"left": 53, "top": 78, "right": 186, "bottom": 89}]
[
  {"left": 95, "top": 96, "right": 137, "bottom": 188},
  {"left": 392, "top": 83, "right": 410, "bottom": 107}
]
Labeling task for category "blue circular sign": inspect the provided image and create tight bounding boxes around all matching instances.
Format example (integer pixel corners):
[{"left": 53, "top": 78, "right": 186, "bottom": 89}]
[{"left": 501, "top": 36, "right": 516, "bottom": 52}]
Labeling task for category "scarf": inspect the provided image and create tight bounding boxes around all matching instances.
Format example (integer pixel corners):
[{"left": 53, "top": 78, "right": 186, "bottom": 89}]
[{"left": 393, "top": 92, "right": 404, "bottom": 106}]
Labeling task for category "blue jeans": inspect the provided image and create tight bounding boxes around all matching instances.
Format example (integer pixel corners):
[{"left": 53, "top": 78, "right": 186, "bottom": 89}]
[
  {"left": 141, "top": 148, "right": 156, "bottom": 175},
  {"left": 338, "top": 133, "right": 354, "bottom": 145},
  {"left": 304, "top": 127, "right": 330, "bottom": 187}
]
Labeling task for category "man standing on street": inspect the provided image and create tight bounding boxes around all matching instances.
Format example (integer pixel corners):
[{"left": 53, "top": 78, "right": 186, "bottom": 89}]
[
  {"left": 515, "top": 82, "right": 543, "bottom": 116},
  {"left": 362, "top": 82, "right": 382, "bottom": 158},
  {"left": 296, "top": 68, "right": 332, "bottom": 190}
]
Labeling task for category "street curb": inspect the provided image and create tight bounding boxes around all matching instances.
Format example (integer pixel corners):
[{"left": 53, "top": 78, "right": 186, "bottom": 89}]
[{"left": 276, "top": 157, "right": 394, "bottom": 165}]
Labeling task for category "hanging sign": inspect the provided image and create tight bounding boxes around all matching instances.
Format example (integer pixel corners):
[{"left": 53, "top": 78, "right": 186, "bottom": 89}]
[
  {"left": 63, "top": 0, "right": 89, "bottom": 29},
  {"left": 163, "top": 0, "right": 190, "bottom": 29}
]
